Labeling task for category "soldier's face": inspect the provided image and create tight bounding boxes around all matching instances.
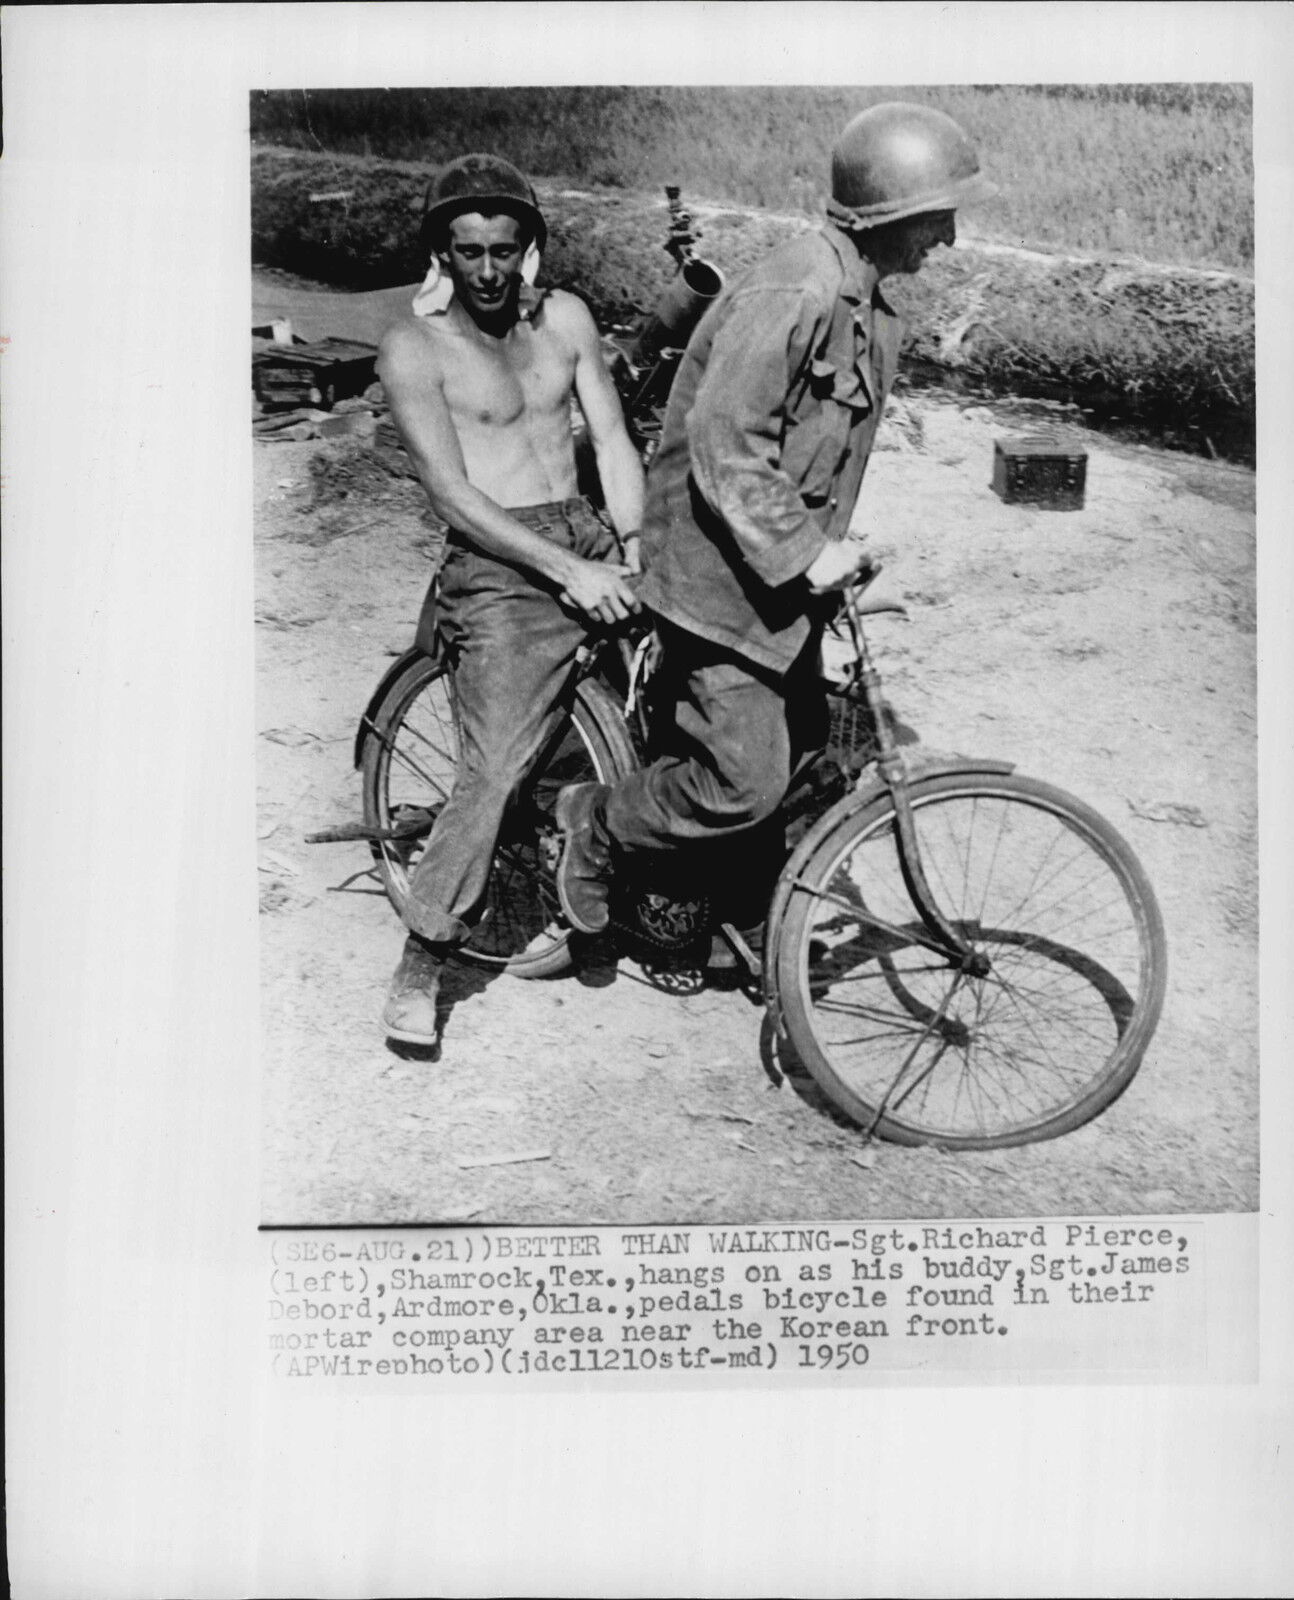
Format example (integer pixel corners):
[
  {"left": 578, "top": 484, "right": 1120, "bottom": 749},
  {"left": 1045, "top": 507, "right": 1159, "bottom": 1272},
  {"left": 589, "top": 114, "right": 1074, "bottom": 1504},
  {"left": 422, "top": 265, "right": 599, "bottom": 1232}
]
[
  {"left": 442, "top": 214, "right": 527, "bottom": 313},
  {"left": 869, "top": 210, "right": 957, "bottom": 278}
]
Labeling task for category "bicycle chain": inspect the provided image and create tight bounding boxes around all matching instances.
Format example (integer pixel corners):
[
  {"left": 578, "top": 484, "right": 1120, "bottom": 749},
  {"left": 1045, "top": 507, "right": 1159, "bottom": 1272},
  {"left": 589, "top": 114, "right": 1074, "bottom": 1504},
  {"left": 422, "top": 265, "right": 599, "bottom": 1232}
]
[{"left": 609, "top": 886, "right": 712, "bottom": 953}]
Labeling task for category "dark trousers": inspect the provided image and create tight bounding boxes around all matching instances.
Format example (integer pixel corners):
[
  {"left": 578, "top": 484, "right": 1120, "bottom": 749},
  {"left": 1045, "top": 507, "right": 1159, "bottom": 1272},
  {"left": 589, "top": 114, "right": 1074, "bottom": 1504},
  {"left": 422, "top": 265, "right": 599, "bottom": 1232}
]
[
  {"left": 403, "top": 498, "right": 618, "bottom": 945},
  {"left": 603, "top": 622, "right": 828, "bottom": 926}
]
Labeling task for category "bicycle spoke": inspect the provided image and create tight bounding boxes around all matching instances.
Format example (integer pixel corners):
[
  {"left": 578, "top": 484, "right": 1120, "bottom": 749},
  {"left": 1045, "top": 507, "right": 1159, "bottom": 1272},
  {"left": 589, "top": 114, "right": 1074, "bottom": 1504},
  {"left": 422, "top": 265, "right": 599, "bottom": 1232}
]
[
  {"left": 975, "top": 972, "right": 1122, "bottom": 1041},
  {"left": 859, "top": 969, "right": 966, "bottom": 1136},
  {"left": 383, "top": 730, "right": 450, "bottom": 797},
  {"left": 810, "top": 1000, "right": 944, "bottom": 1037},
  {"left": 396, "top": 709, "right": 457, "bottom": 767},
  {"left": 794, "top": 876, "right": 961, "bottom": 959},
  {"left": 781, "top": 775, "right": 1164, "bottom": 1147}
]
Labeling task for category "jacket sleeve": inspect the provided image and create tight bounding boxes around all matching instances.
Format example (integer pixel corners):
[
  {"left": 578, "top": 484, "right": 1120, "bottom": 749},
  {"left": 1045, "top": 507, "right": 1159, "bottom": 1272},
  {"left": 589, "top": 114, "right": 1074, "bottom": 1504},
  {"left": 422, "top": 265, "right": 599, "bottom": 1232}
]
[{"left": 687, "top": 284, "right": 830, "bottom": 589}]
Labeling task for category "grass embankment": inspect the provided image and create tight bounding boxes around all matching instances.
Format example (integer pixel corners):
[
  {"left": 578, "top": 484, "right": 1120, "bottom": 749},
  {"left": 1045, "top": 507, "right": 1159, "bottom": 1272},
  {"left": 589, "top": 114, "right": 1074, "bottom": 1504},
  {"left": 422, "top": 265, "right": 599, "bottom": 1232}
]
[
  {"left": 251, "top": 86, "right": 1254, "bottom": 461},
  {"left": 251, "top": 85, "right": 1253, "bottom": 271}
]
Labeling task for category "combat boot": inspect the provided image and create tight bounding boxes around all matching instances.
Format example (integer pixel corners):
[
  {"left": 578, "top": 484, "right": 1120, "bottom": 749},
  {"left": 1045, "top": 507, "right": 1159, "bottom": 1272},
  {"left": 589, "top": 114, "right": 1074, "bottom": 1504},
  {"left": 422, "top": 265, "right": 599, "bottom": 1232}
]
[
  {"left": 554, "top": 782, "right": 614, "bottom": 935},
  {"left": 382, "top": 934, "right": 447, "bottom": 1045}
]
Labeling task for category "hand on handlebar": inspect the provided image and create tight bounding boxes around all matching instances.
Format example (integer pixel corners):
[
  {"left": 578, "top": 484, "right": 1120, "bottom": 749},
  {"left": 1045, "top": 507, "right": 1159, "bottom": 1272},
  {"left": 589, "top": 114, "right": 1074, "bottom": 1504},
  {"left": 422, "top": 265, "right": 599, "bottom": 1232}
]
[
  {"left": 557, "top": 554, "right": 642, "bottom": 626},
  {"left": 840, "top": 560, "right": 911, "bottom": 622},
  {"left": 805, "top": 535, "right": 879, "bottom": 596}
]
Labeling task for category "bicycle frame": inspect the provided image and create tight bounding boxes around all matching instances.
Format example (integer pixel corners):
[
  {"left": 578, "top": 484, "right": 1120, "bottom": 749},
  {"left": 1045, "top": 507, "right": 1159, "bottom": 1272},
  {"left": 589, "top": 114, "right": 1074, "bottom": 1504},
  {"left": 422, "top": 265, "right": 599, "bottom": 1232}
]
[
  {"left": 349, "top": 587, "right": 1008, "bottom": 997},
  {"left": 601, "top": 585, "right": 1006, "bottom": 986},
  {"left": 832, "top": 588, "right": 989, "bottom": 968},
  {"left": 761, "top": 591, "right": 1017, "bottom": 1039}
]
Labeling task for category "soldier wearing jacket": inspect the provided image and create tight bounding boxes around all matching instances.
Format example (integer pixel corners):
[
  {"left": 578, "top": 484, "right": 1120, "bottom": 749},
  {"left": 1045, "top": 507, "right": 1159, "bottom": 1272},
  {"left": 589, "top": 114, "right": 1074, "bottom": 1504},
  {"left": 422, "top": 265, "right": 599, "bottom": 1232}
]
[{"left": 554, "top": 103, "right": 996, "bottom": 940}]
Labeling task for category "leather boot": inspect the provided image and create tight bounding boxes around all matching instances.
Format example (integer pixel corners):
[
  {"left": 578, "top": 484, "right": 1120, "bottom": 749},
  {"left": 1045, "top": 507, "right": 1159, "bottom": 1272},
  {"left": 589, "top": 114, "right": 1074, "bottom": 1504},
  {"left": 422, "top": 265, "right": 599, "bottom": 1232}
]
[
  {"left": 382, "top": 934, "right": 447, "bottom": 1045},
  {"left": 554, "top": 782, "right": 613, "bottom": 935}
]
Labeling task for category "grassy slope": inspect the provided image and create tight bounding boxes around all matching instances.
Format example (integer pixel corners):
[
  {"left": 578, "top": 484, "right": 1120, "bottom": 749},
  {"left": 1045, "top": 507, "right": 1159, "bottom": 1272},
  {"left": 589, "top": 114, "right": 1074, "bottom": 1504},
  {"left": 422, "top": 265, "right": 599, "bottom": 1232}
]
[
  {"left": 251, "top": 84, "right": 1254, "bottom": 272},
  {"left": 251, "top": 142, "right": 1255, "bottom": 461}
]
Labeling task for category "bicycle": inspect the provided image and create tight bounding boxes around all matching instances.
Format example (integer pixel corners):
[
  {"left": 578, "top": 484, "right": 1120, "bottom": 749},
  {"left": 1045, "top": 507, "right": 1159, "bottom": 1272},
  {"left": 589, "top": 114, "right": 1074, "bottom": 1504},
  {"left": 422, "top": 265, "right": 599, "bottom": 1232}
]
[
  {"left": 349, "top": 574, "right": 1167, "bottom": 1151},
  {"left": 762, "top": 584, "right": 1167, "bottom": 1148},
  {"left": 332, "top": 182, "right": 1166, "bottom": 1147}
]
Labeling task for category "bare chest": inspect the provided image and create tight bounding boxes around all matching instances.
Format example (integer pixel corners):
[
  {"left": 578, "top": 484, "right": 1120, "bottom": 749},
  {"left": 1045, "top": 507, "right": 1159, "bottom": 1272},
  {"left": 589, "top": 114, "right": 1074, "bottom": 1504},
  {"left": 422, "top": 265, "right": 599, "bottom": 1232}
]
[{"left": 439, "top": 323, "right": 575, "bottom": 434}]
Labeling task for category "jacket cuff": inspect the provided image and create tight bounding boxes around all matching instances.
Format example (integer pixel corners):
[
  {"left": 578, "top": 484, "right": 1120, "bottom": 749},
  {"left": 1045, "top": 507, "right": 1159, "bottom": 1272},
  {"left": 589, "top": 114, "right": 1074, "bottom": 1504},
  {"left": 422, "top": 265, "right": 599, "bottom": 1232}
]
[{"left": 745, "top": 521, "right": 830, "bottom": 589}]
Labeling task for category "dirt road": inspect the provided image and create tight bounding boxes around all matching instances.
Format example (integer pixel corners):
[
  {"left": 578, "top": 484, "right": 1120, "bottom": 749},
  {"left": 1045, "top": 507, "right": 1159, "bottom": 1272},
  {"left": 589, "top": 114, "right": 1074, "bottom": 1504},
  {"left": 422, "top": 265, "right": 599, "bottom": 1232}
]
[{"left": 256, "top": 365, "right": 1256, "bottom": 1227}]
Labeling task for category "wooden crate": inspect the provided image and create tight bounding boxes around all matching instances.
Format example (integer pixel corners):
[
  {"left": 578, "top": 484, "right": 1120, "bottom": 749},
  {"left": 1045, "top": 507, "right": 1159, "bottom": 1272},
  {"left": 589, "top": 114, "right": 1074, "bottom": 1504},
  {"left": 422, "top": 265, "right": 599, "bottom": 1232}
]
[{"left": 252, "top": 336, "right": 377, "bottom": 411}]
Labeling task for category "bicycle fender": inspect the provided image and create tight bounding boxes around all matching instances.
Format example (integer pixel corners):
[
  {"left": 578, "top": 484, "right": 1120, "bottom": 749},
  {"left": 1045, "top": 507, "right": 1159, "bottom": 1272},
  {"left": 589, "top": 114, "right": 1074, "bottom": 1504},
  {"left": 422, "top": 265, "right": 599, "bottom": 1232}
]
[
  {"left": 353, "top": 646, "right": 433, "bottom": 769},
  {"left": 762, "top": 755, "right": 1015, "bottom": 1035}
]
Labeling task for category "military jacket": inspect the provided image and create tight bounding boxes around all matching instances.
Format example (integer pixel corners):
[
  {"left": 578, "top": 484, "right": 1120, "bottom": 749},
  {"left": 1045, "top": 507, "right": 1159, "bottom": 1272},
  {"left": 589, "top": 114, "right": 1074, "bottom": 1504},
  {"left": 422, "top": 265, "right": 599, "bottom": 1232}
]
[{"left": 637, "top": 224, "right": 904, "bottom": 674}]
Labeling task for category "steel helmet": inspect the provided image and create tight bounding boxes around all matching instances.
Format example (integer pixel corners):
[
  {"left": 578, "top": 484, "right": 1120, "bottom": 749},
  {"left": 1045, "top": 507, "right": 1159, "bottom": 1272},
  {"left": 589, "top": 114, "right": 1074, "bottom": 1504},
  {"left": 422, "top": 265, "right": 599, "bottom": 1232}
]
[
  {"left": 420, "top": 153, "right": 548, "bottom": 255},
  {"left": 829, "top": 102, "right": 996, "bottom": 228}
]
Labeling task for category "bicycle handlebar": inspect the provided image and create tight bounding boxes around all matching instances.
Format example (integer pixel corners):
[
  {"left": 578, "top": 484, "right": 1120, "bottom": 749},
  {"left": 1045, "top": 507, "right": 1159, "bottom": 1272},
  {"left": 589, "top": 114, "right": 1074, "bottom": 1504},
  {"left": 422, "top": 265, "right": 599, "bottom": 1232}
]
[
  {"left": 843, "top": 564, "right": 909, "bottom": 622},
  {"left": 576, "top": 560, "right": 906, "bottom": 677}
]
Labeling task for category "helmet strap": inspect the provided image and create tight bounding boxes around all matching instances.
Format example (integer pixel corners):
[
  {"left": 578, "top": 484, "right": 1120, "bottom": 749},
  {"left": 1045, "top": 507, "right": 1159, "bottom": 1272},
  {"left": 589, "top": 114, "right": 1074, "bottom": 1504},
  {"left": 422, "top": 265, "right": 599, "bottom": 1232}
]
[
  {"left": 827, "top": 196, "right": 895, "bottom": 230},
  {"left": 827, "top": 197, "right": 863, "bottom": 229}
]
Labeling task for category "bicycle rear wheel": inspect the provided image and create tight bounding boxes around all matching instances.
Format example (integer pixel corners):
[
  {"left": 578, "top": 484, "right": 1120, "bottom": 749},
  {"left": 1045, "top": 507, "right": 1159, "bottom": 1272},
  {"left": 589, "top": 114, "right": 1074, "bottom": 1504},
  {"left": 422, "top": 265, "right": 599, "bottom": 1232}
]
[
  {"left": 774, "top": 771, "right": 1167, "bottom": 1148},
  {"left": 361, "top": 652, "right": 636, "bottom": 977}
]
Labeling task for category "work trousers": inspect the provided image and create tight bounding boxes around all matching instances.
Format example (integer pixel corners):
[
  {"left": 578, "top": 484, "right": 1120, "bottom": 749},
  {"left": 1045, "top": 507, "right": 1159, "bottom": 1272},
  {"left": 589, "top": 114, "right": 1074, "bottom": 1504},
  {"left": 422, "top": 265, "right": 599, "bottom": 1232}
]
[
  {"left": 403, "top": 498, "right": 619, "bottom": 945},
  {"left": 603, "top": 621, "right": 828, "bottom": 926}
]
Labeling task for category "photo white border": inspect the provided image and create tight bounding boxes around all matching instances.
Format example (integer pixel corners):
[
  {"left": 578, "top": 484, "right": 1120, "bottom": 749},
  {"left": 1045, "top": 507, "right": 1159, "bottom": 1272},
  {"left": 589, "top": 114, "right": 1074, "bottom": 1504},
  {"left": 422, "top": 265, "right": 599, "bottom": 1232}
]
[{"left": 5, "top": 4, "right": 1292, "bottom": 1595}]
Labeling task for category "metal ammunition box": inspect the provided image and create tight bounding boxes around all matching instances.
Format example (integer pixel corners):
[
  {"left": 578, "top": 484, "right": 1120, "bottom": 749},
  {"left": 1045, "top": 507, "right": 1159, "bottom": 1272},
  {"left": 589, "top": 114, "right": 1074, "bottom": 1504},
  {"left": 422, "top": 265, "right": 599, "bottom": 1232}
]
[
  {"left": 991, "top": 435, "right": 1088, "bottom": 509},
  {"left": 252, "top": 336, "right": 378, "bottom": 411}
]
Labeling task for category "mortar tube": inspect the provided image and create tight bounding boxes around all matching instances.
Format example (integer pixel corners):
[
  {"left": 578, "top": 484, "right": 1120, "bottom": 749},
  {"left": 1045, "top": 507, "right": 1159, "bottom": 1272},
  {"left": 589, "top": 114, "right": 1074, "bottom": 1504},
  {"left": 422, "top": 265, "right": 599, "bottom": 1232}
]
[{"left": 631, "top": 256, "right": 725, "bottom": 367}]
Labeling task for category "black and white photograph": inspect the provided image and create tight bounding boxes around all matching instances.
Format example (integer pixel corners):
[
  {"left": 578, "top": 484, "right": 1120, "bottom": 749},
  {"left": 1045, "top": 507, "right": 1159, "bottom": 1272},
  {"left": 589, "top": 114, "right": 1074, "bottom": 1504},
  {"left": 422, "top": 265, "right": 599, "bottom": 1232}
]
[
  {"left": 255, "top": 82, "right": 1258, "bottom": 1228},
  {"left": 7, "top": 5, "right": 1293, "bottom": 1596}
]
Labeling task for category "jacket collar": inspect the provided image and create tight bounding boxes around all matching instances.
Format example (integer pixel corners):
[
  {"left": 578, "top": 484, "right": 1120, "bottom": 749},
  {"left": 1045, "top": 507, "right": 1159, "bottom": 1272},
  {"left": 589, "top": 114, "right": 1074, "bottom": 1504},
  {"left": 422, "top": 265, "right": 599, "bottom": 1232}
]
[{"left": 821, "top": 222, "right": 880, "bottom": 308}]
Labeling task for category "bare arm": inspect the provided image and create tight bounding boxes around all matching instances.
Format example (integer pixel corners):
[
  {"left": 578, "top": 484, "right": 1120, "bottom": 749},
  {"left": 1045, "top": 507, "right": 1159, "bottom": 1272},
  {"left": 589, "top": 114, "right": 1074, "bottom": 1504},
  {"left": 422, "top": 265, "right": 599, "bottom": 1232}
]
[
  {"left": 564, "top": 295, "right": 646, "bottom": 571},
  {"left": 377, "top": 322, "right": 639, "bottom": 621}
]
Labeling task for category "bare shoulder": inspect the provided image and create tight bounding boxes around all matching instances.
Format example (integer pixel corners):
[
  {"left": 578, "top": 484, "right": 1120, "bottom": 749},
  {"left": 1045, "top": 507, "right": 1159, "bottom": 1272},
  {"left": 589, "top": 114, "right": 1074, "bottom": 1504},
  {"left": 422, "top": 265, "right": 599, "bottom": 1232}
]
[
  {"left": 377, "top": 314, "right": 447, "bottom": 383},
  {"left": 539, "top": 287, "right": 599, "bottom": 348}
]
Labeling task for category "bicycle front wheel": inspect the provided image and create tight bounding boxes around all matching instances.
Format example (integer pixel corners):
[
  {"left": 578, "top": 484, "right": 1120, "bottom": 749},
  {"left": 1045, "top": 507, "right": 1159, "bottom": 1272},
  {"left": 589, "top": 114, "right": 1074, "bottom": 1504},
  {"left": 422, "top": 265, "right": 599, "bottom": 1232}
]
[
  {"left": 361, "top": 652, "right": 636, "bottom": 977},
  {"left": 775, "top": 772, "right": 1167, "bottom": 1148}
]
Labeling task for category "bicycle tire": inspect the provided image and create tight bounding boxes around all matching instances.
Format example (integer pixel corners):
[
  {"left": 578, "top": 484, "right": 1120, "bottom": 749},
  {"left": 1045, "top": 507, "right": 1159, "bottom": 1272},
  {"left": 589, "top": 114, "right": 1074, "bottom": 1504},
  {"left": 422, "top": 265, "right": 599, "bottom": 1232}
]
[
  {"left": 361, "top": 651, "right": 636, "bottom": 977},
  {"left": 774, "top": 771, "right": 1167, "bottom": 1148}
]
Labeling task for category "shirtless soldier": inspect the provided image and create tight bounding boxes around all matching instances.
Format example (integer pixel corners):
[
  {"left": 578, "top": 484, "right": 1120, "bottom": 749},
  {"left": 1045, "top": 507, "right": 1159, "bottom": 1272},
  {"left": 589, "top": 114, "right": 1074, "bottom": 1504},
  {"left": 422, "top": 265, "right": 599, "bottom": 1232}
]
[{"left": 377, "top": 154, "right": 644, "bottom": 1044}]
